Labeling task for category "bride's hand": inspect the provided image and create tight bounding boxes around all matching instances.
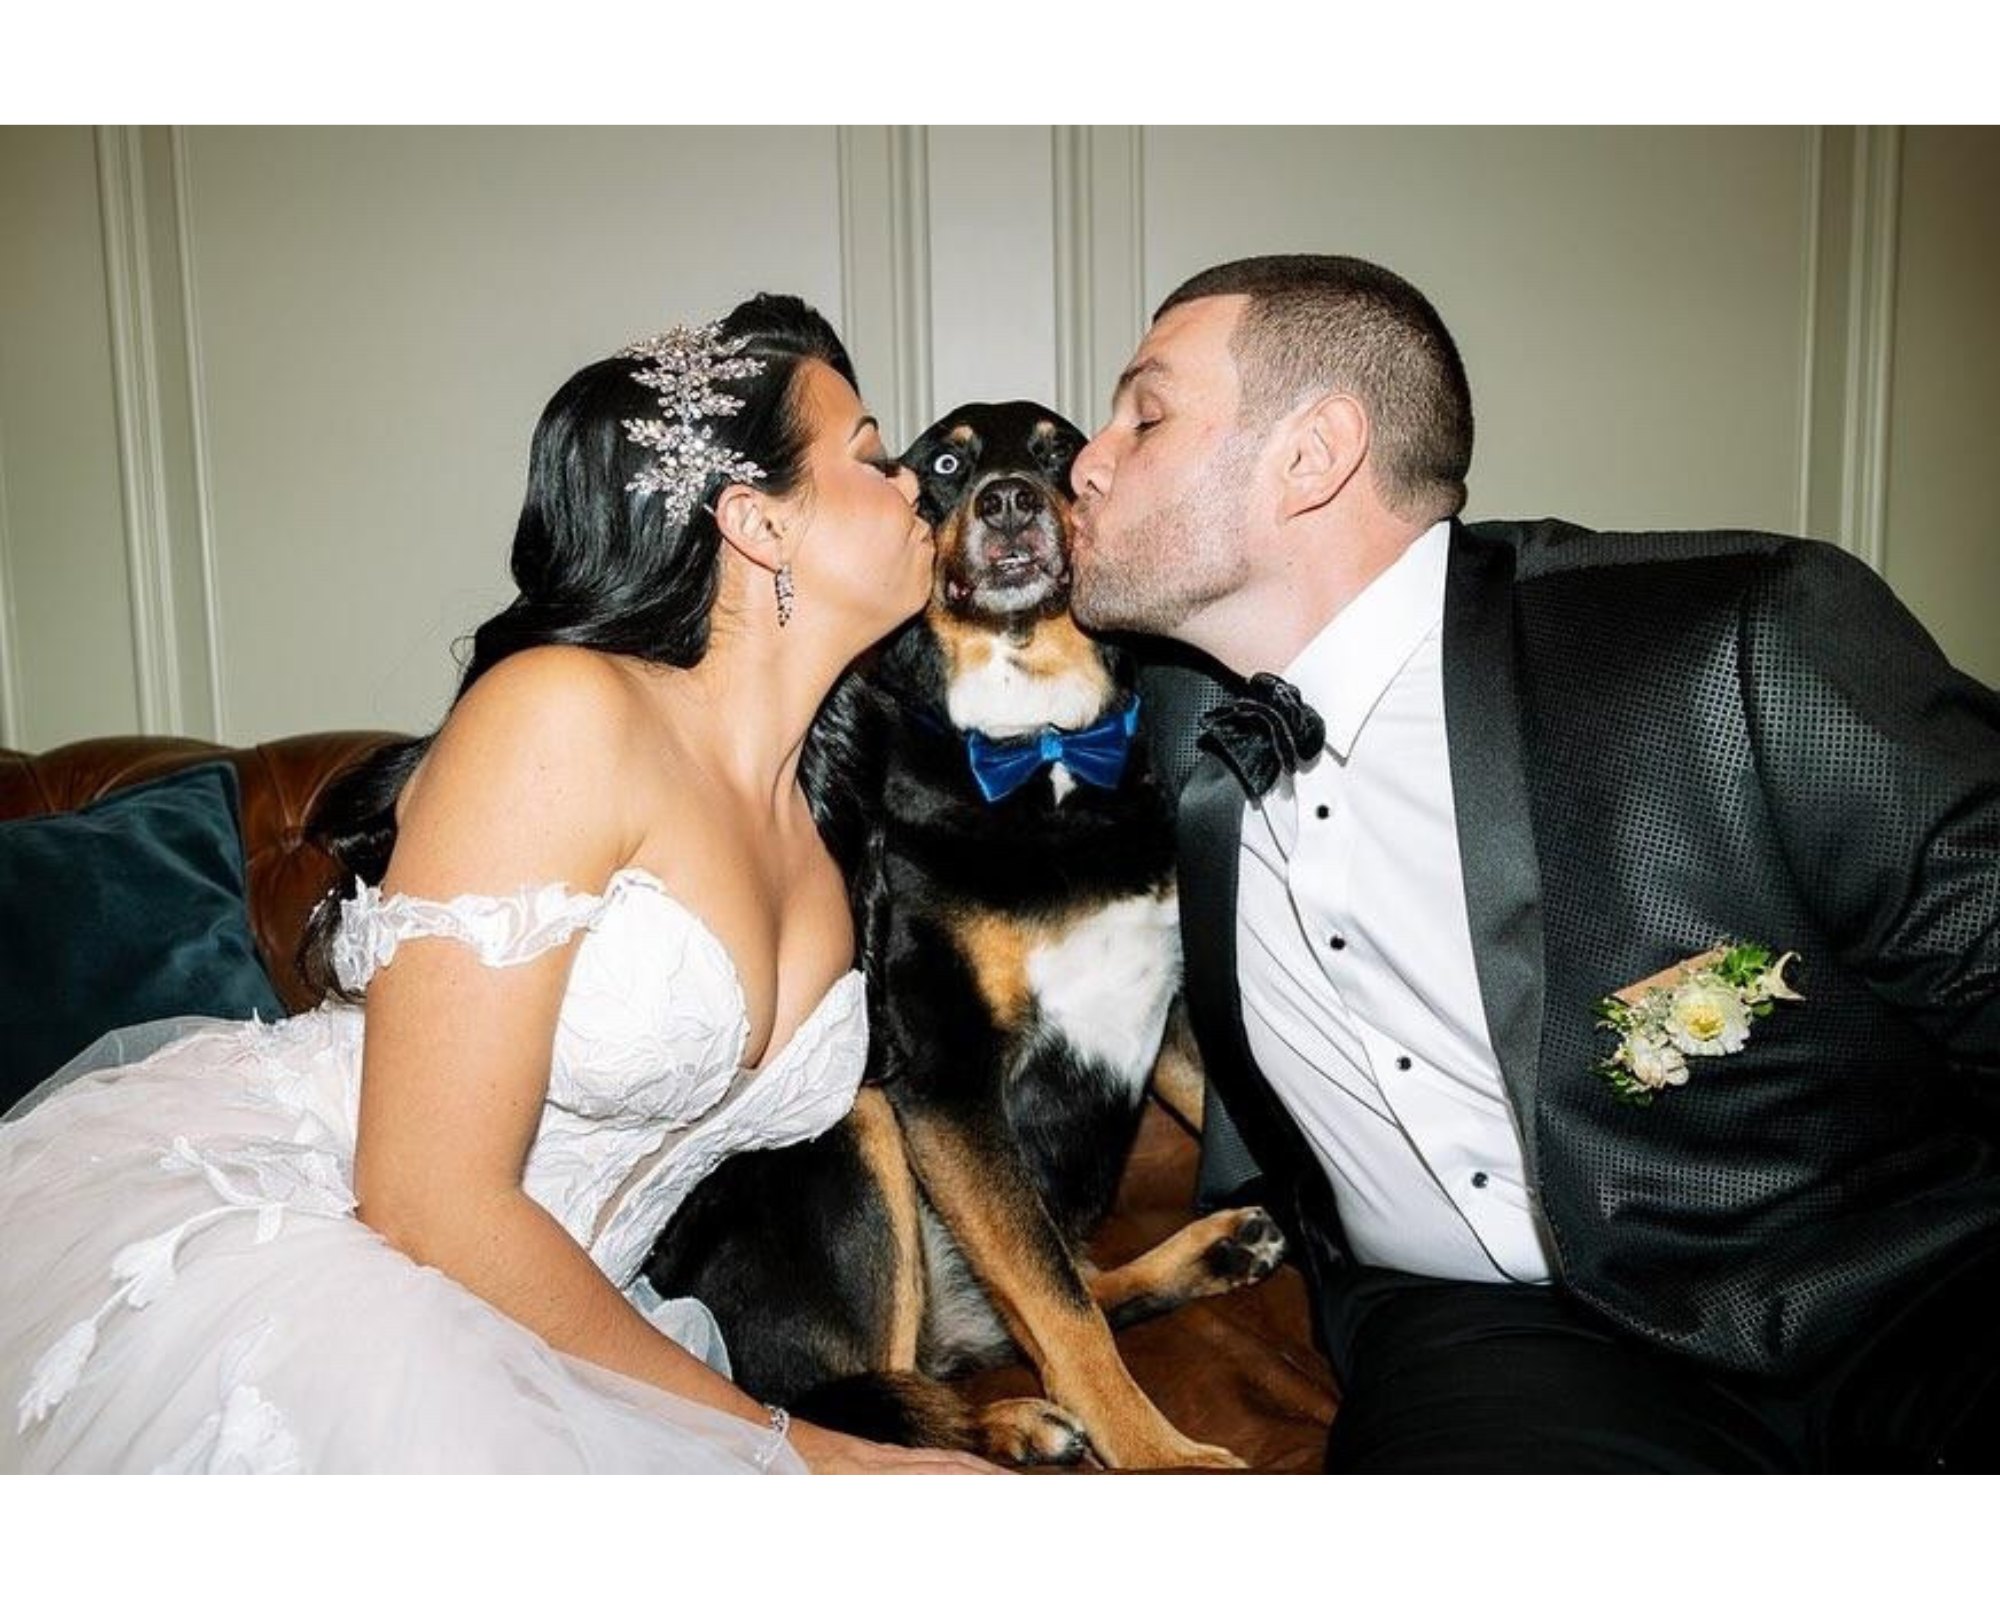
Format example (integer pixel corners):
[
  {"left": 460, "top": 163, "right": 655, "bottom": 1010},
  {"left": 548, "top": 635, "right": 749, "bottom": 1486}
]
[{"left": 787, "top": 1417, "right": 1008, "bottom": 1474}]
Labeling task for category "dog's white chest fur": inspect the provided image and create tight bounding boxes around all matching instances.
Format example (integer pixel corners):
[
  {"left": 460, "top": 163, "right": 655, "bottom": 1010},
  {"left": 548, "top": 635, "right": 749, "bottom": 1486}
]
[
  {"left": 948, "top": 651, "right": 1106, "bottom": 742},
  {"left": 1026, "top": 892, "right": 1182, "bottom": 1099}
]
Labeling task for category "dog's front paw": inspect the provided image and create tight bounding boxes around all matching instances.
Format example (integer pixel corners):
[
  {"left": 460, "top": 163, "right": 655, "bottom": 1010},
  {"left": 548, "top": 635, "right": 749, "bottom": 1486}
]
[
  {"left": 1177, "top": 1440, "right": 1248, "bottom": 1471},
  {"left": 1107, "top": 1430, "right": 1246, "bottom": 1472},
  {"left": 976, "top": 1398, "right": 1093, "bottom": 1469},
  {"left": 1198, "top": 1206, "right": 1287, "bottom": 1291}
]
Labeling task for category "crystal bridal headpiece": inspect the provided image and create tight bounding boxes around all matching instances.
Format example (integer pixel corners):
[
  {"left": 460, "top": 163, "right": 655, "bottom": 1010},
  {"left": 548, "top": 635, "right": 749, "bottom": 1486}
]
[{"left": 618, "top": 322, "right": 769, "bottom": 525}]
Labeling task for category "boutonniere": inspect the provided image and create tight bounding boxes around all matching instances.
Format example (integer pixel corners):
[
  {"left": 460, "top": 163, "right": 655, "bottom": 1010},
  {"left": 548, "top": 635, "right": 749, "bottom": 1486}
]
[{"left": 1592, "top": 941, "right": 1804, "bottom": 1105}]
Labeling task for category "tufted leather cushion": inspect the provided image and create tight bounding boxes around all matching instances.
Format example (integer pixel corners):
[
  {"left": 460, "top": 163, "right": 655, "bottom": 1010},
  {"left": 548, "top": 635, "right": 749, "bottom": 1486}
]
[{"left": 0, "top": 733, "right": 402, "bottom": 1013}]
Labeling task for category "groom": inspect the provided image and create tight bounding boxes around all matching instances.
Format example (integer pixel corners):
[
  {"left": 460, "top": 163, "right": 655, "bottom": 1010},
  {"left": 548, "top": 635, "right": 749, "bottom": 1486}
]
[{"left": 1069, "top": 253, "right": 2000, "bottom": 1470}]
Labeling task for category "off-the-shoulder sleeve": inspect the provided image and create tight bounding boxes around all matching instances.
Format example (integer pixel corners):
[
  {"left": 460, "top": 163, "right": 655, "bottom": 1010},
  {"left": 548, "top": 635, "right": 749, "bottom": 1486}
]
[{"left": 330, "top": 880, "right": 610, "bottom": 993}]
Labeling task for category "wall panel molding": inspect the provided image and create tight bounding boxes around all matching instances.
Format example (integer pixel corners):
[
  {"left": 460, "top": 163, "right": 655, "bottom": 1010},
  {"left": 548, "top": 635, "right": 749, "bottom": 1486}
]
[
  {"left": 837, "top": 127, "right": 934, "bottom": 449},
  {"left": 0, "top": 419, "right": 22, "bottom": 746},
  {"left": 96, "top": 125, "right": 183, "bottom": 734},
  {"left": 1842, "top": 126, "right": 1902, "bottom": 573},
  {"left": 888, "top": 127, "right": 933, "bottom": 444},
  {"left": 1803, "top": 125, "right": 1903, "bottom": 570},
  {"left": 89, "top": 125, "right": 221, "bottom": 738},
  {"left": 1052, "top": 127, "right": 1091, "bottom": 424},
  {"left": 1052, "top": 126, "right": 1146, "bottom": 431},
  {"left": 169, "top": 127, "right": 228, "bottom": 741},
  {"left": 1792, "top": 127, "right": 1824, "bottom": 538}
]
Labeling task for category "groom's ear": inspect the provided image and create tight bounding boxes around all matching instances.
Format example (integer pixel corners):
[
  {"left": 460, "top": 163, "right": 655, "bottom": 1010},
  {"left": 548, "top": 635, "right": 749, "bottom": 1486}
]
[
  {"left": 713, "top": 483, "right": 787, "bottom": 575},
  {"left": 1276, "top": 392, "right": 1368, "bottom": 520}
]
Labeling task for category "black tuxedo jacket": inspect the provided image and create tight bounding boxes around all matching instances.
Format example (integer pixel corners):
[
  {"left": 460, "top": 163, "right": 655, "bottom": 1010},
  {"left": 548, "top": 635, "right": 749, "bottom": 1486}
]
[{"left": 1141, "top": 518, "right": 2000, "bottom": 1380}]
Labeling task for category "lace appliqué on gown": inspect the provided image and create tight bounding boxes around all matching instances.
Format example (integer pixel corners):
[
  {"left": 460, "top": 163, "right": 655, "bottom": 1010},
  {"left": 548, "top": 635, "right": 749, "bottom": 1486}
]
[
  {"left": 155, "top": 1321, "right": 303, "bottom": 1474},
  {"left": 15, "top": 1129, "right": 353, "bottom": 1433},
  {"left": 589, "top": 969, "right": 866, "bottom": 1285}
]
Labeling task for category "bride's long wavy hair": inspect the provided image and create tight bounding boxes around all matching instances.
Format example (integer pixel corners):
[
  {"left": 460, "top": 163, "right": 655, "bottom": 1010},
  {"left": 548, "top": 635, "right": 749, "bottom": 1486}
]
[{"left": 296, "top": 293, "right": 872, "bottom": 1000}]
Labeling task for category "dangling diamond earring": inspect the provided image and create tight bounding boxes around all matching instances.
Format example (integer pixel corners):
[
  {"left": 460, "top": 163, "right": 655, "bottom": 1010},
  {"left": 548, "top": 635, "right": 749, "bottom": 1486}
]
[{"left": 774, "top": 562, "right": 796, "bottom": 628}]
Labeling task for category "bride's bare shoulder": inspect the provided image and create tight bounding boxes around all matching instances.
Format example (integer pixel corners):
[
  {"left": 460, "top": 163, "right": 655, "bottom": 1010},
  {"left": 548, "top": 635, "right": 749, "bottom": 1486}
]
[
  {"left": 454, "top": 645, "right": 647, "bottom": 737},
  {"left": 391, "top": 647, "right": 654, "bottom": 863}
]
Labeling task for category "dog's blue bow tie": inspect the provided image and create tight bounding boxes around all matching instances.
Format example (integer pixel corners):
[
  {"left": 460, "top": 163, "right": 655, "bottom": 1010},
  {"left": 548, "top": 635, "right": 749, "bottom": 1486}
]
[{"left": 964, "top": 698, "right": 1142, "bottom": 803}]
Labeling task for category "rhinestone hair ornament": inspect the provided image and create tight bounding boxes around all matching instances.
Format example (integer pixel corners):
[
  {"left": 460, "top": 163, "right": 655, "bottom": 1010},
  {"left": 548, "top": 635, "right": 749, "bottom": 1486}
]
[{"left": 618, "top": 322, "right": 770, "bottom": 525}]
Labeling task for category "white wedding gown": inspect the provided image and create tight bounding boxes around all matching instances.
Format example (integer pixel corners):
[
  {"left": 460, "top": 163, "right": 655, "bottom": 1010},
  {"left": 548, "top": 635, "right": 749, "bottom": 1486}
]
[{"left": 0, "top": 866, "right": 867, "bottom": 1472}]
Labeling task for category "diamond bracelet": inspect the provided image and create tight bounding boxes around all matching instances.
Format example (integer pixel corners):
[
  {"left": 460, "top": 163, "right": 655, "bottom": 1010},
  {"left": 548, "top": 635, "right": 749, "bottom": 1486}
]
[{"left": 752, "top": 1403, "right": 791, "bottom": 1472}]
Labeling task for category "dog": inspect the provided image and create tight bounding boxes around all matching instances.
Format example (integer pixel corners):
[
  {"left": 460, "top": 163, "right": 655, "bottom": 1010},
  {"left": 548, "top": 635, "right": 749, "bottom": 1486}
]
[{"left": 641, "top": 401, "right": 1284, "bottom": 1470}]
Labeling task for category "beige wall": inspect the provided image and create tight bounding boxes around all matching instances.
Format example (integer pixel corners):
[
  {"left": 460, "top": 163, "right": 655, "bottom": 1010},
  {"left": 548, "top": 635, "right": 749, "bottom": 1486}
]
[
  {"left": 1, "top": 126, "right": 1994, "bottom": 752},
  {"left": 1883, "top": 126, "right": 2000, "bottom": 679},
  {"left": 182, "top": 126, "right": 844, "bottom": 741},
  {"left": 0, "top": 128, "right": 139, "bottom": 742},
  {"left": 1143, "top": 127, "right": 1816, "bottom": 534}
]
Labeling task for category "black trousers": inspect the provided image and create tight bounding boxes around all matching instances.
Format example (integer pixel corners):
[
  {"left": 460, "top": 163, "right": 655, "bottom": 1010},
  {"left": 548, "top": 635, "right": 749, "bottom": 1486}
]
[{"left": 1305, "top": 1231, "right": 2000, "bottom": 1472}]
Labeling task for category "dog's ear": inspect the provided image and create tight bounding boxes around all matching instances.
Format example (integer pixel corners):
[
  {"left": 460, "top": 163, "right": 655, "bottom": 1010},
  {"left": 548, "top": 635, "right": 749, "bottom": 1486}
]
[
  {"left": 1046, "top": 412, "right": 1088, "bottom": 455},
  {"left": 1033, "top": 410, "right": 1089, "bottom": 500},
  {"left": 1052, "top": 418, "right": 1088, "bottom": 472},
  {"left": 897, "top": 418, "right": 945, "bottom": 474}
]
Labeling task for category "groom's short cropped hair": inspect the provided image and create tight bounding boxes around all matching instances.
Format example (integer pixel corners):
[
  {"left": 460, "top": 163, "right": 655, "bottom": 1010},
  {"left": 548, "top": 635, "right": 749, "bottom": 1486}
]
[{"left": 1157, "top": 254, "right": 1474, "bottom": 523}]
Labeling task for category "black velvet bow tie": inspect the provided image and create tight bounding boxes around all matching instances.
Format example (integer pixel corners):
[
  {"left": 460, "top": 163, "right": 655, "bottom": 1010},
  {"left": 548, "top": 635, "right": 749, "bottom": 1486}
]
[{"left": 1197, "top": 672, "right": 1327, "bottom": 800}]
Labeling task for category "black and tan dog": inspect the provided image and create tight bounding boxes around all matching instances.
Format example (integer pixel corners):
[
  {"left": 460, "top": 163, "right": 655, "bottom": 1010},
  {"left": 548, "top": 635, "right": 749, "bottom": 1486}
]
[{"left": 642, "top": 401, "right": 1283, "bottom": 1470}]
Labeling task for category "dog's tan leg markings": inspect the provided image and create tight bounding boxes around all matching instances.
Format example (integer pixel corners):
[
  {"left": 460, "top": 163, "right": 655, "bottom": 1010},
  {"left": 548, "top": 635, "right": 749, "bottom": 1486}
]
[
  {"left": 1148, "top": 996, "right": 1206, "bottom": 1136},
  {"left": 898, "top": 1113, "right": 1242, "bottom": 1471},
  {"left": 950, "top": 914, "right": 1034, "bottom": 1031},
  {"left": 1088, "top": 1207, "right": 1286, "bottom": 1323},
  {"left": 846, "top": 1087, "right": 925, "bottom": 1371},
  {"left": 950, "top": 905, "right": 1100, "bottom": 1032}
]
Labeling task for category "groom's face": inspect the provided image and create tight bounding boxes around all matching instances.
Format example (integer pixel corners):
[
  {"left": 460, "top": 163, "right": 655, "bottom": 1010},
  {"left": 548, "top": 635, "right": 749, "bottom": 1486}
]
[{"left": 1069, "top": 295, "right": 1262, "bottom": 637}]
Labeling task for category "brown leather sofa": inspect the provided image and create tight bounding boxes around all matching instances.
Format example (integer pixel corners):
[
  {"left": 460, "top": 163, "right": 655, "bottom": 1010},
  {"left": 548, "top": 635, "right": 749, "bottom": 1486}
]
[{"left": 1, "top": 731, "right": 1338, "bottom": 1470}]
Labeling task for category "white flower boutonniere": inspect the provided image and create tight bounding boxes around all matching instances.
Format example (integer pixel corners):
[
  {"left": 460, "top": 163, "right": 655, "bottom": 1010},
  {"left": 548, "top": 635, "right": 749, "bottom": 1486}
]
[{"left": 1593, "top": 941, "right": 1804, "bottom": 1105}]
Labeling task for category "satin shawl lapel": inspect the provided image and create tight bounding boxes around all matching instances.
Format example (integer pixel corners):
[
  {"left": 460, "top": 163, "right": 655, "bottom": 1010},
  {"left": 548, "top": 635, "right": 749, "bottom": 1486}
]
[
  {"left": 1176, "top": 750, "right": 1310, "bottom": 1190},
  {"left": 1176, "top": 754, "right": 1252, "bottom": 1103},
  {"left": 1442, "top": 522, "right": 1549, "bottom": 1171}
]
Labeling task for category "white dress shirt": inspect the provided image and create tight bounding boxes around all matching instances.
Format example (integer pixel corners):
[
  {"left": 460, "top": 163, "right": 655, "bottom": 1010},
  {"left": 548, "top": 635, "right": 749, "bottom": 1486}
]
[{"left": 1236, "top": 520, "right": 1557, "bottom": 1283}]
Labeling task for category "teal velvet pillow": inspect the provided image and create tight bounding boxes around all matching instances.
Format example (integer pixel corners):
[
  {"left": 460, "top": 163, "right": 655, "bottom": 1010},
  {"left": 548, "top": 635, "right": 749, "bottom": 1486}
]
[{"left": 0, "top": 761, "right": 285, "bottom": 1111}]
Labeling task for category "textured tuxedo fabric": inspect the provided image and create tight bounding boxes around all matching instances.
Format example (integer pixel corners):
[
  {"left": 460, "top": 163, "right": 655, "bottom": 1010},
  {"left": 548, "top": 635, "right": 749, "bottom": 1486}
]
[{"left": 1141, "top": 519, "right": 2000, "bottom": 1393}]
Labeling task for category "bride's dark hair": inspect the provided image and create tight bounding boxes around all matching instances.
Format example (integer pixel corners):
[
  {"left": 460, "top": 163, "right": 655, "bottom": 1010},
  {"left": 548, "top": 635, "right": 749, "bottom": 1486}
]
[{"left": 297, "top": 293, "right": 867, "bottom": 1000}]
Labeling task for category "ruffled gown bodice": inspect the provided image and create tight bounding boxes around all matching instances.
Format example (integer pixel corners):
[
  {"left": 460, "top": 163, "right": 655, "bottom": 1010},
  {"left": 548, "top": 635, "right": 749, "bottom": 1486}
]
[{"left": 330, "top": 866, "right": 866, "bottom": 1285}]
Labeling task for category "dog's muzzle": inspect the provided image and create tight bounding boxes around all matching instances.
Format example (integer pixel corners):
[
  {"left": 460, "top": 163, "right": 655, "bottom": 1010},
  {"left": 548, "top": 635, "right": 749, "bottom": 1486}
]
[{"left": 952, "top": 474, "right": 1069, "bottom": 612}]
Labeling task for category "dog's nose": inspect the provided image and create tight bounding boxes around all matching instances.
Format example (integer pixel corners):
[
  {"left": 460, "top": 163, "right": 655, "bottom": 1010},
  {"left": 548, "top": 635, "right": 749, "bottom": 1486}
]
[{"left": 975, "top": 477, "right": 1041, "bottom": 535}]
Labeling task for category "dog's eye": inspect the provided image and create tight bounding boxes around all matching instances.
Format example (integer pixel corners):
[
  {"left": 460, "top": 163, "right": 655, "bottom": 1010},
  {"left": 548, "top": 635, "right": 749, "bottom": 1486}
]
[{"left": 932, "top": 453, "right": 962, "bottom": 477}]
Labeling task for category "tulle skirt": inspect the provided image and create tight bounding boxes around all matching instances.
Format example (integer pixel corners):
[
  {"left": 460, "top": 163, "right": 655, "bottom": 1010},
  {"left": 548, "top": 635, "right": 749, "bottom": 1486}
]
[{"left": 0, "top": 1016, "right": 804, "bottom": 1473}]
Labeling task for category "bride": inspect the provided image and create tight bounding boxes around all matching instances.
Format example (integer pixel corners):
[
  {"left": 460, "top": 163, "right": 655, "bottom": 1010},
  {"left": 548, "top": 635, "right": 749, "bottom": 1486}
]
[{"left": 0, "top": 294, "right": 996, "bottom": 1474}]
